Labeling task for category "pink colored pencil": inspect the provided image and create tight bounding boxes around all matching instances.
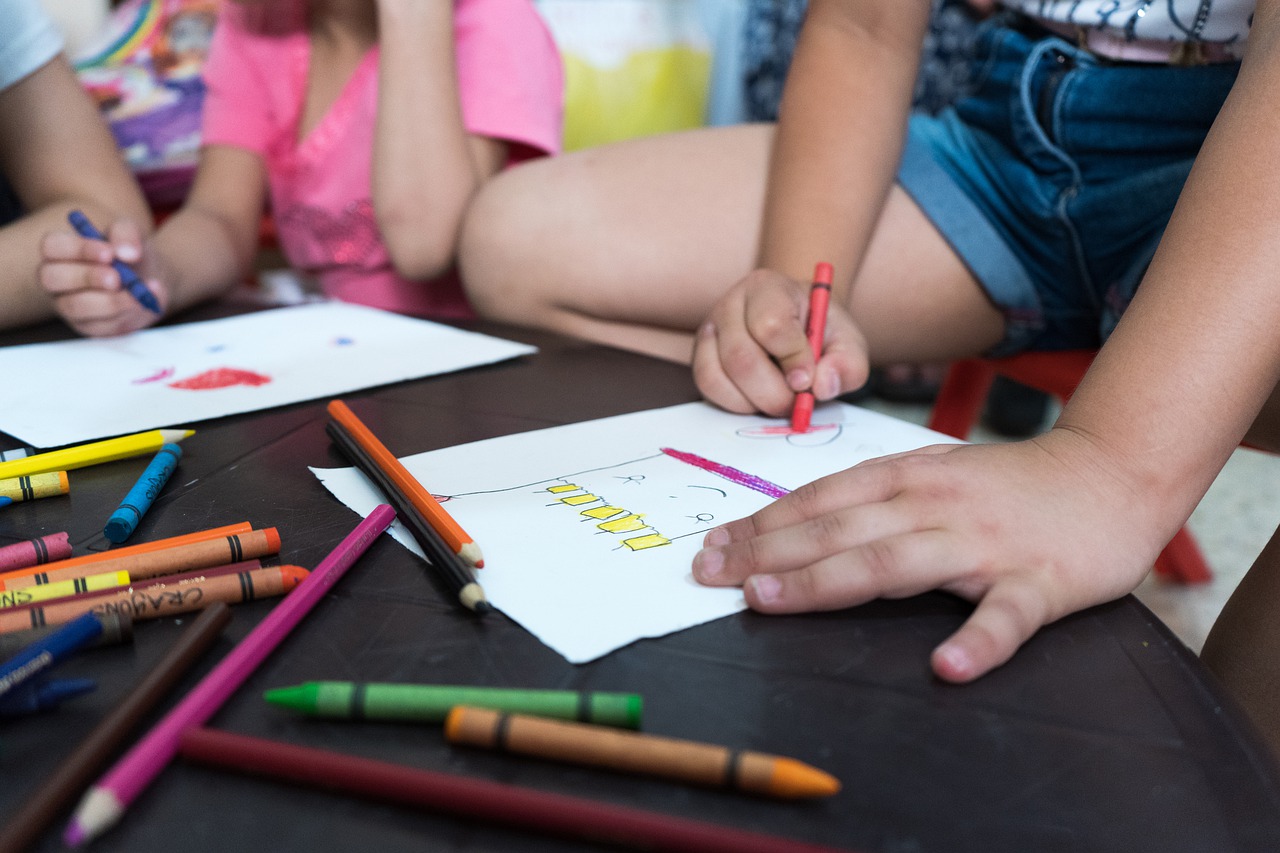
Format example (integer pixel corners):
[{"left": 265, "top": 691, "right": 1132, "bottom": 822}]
[
  {"left": 0, "top": 532, "right": 72, "bottom": 572},
  {"left": 63, "top": 504, "right": 395, "bottom": 846}
]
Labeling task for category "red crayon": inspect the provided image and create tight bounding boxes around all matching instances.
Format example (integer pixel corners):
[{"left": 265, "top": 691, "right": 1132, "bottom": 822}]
[
  {"left": 790, "top": 262, "right": 833, "bottom": 433},
  {"left": 0, "top": 532, "right": 72, "bottom": 572}
]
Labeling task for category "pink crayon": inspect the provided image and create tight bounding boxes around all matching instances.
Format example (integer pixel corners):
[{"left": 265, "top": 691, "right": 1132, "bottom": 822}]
[
  {"left": 0, "top": 532, "right": 72, "bottom": 572},
  {"left": 64, "top": 504, "right": 396, "bottom": 847}
]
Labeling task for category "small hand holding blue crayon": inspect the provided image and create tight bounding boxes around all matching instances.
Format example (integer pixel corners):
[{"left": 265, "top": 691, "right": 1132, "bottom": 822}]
[{"left": 66, "top": 210, "right": 162, "bottom": 315}]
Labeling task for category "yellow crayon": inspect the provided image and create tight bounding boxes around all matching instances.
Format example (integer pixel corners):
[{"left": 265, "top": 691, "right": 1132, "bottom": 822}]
[
  {"left": 0, "top": 471, "right": 69, "bottom": 503},
  {"left": 0, "top": 429, "right": 195, "bottom": 480},
  {"left": 0, "top": 571, "right": 130, "bottom": 609}
]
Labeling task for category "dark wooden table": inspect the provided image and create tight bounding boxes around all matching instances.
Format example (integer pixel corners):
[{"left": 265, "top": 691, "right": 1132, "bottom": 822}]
[{"left": 3, "top": 305, "right": 1280, "bottom": 853}]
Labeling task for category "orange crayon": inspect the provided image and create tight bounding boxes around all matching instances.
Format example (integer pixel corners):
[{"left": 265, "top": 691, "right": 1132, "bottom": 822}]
[
  {"left": 0, "top": 527, "right": 280, "bottom": 590},
  {"left": 0, "top": 564, "right": 307, "bottom": 634},
  {"left": 445, "top": 706, "right": 841, "bottom": 800}
]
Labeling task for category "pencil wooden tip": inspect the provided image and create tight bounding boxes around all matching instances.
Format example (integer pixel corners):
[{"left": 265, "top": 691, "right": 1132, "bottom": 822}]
[
  {"left": 460, "top": 582, "right": 491, "bottom": 615},
  {"left": 162, "top": 428, "right": 197, "bottom": 443},
  {"left": 459, "top": 542, "right": 484, "bottom": 568}
]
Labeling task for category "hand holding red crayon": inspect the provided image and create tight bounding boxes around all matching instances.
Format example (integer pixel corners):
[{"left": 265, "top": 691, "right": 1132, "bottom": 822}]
[{"left": 790, "top": 262, "right": 833, "bottom": 433}]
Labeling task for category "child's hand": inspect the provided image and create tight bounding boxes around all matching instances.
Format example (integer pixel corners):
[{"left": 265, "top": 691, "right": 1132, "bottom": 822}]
[
  {"left": 39, "top": 216, "right": 168, "bottom": 337},
  {"left": 690, "top": 429, "right": 1169, "bottom": 682},
  {"left": 691, "top": 268, "right": 870, "bottom": 417}
]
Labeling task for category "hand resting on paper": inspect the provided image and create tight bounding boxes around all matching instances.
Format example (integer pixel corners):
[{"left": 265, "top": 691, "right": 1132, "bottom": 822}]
[
  {"left": 691, "top": 268, "right": 870, "bottom": 418},
  {"left": 38, "top": 215, "right": 168, "bottom": 337},
  {"left": 691, "top": 429, "right": 1172, "bottom": 682}
]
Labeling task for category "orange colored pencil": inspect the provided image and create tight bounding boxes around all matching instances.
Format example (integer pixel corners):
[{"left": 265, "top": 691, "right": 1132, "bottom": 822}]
[
  {"left": 328, "top": 400, "right": 483, "bottom": 567},
  {"left": 0, "top": 527, "right": 280, "bottom": 590}
]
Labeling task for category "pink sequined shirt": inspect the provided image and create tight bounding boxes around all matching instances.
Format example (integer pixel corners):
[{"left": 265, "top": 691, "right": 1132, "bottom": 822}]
[{"left": 201, "top": 0, "right": 563, "bottom": 318}]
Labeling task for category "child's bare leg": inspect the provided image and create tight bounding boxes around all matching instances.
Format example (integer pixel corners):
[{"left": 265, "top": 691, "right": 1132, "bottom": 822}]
[
  {"left": 1201, "top": 397, "right": 1280, "bottom": 757},
  {"left": 459, "top": 124, "right": 771, "bottom": 364}
]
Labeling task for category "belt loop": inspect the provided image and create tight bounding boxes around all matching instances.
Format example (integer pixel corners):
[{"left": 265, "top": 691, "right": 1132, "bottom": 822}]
[{"left": 1169, "top": 42, "right": 1208, "bottom": 66}]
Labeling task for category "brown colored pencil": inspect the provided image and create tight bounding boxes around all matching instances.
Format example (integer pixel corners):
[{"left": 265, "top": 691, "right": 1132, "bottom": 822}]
[
  {"left": 178, "top": 727, "right": 853, "bottom": 853},
  {"left": 0, "top": 527, "right": 280, "bottom": 590},
  {"left": 0, "top": 604, "right": 231, "bottom": 853},
  {"left": 445, "top": 706, "right": 841, "bottom": 799},
  {"left": 0, "top": 564, "right": 307, "bottom": 634},
  {"left": 328, "top": 399, "right": 483, "bottom": 567}
]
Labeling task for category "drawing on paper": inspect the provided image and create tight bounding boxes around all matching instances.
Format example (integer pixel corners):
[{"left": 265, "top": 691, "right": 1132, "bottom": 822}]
[{"left": 167, "top": 366, "right": 272, "bottom": 390}]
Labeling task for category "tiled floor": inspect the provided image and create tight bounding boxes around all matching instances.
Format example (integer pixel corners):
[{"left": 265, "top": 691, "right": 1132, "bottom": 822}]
[{"left": 861, "top": 396, "right": 1280, "bottom": 654}]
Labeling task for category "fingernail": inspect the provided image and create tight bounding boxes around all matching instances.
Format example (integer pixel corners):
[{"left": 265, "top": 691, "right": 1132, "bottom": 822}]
[
  {"left": 749, "top": 574, "right": 782, "bottom": 604},
  {"left": 816, "top": 370, "right": 840, "bottom": 400},
  {"left": 692, "top": 548, "right": 724, "bottom": 581},
  {"left": 703, "top": 527, "right": 729, "bottom": 547},
  {"left": 935, "top": 644, "right": 973, "bottom": 679},
  {"left": 786, "top": 368, "right": 810, "bottom": 391},
  {"left": 117, "top": 244, "right": 140, "bottom": 262},
  {"left": 698, "top": 320, "right": 716, "bottom": 338}
]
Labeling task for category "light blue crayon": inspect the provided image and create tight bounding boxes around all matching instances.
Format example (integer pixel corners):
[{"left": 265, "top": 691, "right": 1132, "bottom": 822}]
[
  {"left": 104, "top": 443, "right": 182, "bottom": 543},
  {"left": 0, "top": 612, "right": 104, "bottom": 698},
  {"left": 0, "top": 496, "right": 10, "bottom": 509}
]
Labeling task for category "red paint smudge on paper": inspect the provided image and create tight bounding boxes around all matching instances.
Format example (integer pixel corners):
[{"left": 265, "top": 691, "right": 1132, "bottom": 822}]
[
  {"left": 168, "top": 367, "right": 272, "bottom": 391},
  {"left": 739, "top": 423, "right": 840, "bottom": 438},
  {"left": 133, "top": 367, "right": 176, "bottom": 385}
]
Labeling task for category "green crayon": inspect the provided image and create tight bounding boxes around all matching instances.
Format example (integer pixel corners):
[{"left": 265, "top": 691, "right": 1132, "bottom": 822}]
[{"left": 264, "top": 681, "right": 643, "bottom": 729}]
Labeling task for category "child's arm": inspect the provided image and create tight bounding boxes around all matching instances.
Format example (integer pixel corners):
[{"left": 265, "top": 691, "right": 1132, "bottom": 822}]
[
  {"left": 372, "top": 0, "right": 507, "bottom": 281},
  {"left": 691, "top": 0, "right": 932, "bottom": 415},
  {"left": 0, "top": 55, "right": 152, "bottom": 331},
  {"left": 694, "top": 0, "right": 1280, "bottom": 682},
  {"left": 40, "top": 145, "right": 267, "bottom": 337}
]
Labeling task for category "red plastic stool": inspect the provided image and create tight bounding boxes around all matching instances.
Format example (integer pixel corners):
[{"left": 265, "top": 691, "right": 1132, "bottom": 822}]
[{"left": 927, "top": 352, "right": 1212, "bottom": 585}]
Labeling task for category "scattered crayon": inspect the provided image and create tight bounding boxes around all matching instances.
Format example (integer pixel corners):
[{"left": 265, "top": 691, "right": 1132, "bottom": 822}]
[
  {"left": 0, "top": 611, "right": 133, "bottom": 657},
  {"left": 0, "top": 471, "right": 70, "bottom": 504},
  {"left": 0, "top": 571, "right": 130, "bottom": 609},
  {"left": 104, "top": 444, "right": 182, "bottom": 543},
  {"left": 445, "top": 707, "right": 842, "bottom": 799},
  {"left": 0, "top": 496, "right": 10, "bottom": 508},
  {"left": 0, "top": 532, "right": 73, "bottom": 573},
  {"left": 265, "top": 682, "right": 643, "bottom": 728},
  {"left": 15, "top": 522, "right": 252, "bottom": 578},
  {"left": 0, "top": 564, "right": 307, "bottom": 635},
  {"left": 0, "top": 527, "right": 280, "bottom": 590},
  {"left": 0, "top": 677, "right": 97, "bottom": 716},
  {"left": 0, "top": 612, "right": 105, "bottom": 698}
]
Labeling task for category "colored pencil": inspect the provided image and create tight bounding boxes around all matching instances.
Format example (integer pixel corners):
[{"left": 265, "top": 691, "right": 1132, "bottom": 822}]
[
  {"left": 265, "top": 681, "right": 642, "bottom": 728},
  {"left": 0, "top": 429, "right": 194, "bottom": 480},
  {"left": 0, "top": 532, "right": 73, "bottom": 573},
  {"left": 0, "top": 471, "right": 69, "bottom": 503},
  {"left": 67, "top": 210, "right": 162, "bottom": 314},
  {"left": 178, "top": 727, "right": 852, "bottom": 853},
  {"left": 104, "top": 443, "right": 182, "bottom": 543},
  {"left": 326, "top": 421, "right": 488, "bottom": 614},
  {"left": 0, "top": 611, "right": 104, "bottom": 698},
  {"left": 328, "top": 399, "right": 483, "bottom": 567},
  {"left": 0, "top": 571, "right": 130, "bottom": 609},
  {"left": 0, "top": 563, "right": 293, "bottom": 635},
  {"left": 64, "top": 505, "right": 395, "bottom": 847},
  {"left": 0, "top": 603, "right": 229, "bottom": 853},
  {"left": 0, "top": 611, "right": 132, "bottom": 657},
  {"left": 790, "top": 262, "right": 833, "bottom": 433},
  {"left": 0, "top": 527, "right": 279, "bottom": 590},
  {"left": 445, "top": 707, "right": 840, "bottom": 799}
]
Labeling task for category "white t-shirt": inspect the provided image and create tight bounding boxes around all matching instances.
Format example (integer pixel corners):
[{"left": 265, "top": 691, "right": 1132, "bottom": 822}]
[
  {"left": 1001, "top": 0, "right": 1253, "bottom": 53},
  {"left": 0, "top": 0, "right": 63, "bottom": 92}
]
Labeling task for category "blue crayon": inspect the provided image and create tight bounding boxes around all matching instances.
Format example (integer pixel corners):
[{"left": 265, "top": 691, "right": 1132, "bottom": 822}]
[
  {"left": 104, "top": 443, "right": 182, "bottom": 543},
  {"left": 0, "top": 677, "right": 97, "bottom": 716},
  {"left": 0, "top": 496, "right": 10, "bottom": 509},
  {"left": 66, "top": 210, "right": 162, "bottom": 315},
  {"left": 0, "top": 612, "right": 104, "bottom": 699}
]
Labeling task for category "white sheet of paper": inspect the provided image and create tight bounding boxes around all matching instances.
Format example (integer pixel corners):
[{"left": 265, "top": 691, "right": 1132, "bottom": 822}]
[
  {"left": 0, "top": 302, "right": 535, "bottom": 447},
  {"left": 313, "top": 401, "right": 959, "bottom": 663}
]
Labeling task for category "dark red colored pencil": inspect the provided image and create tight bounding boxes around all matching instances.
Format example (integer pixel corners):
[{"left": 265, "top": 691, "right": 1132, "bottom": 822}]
[{"left": 178, "top": 727, "right": 855, "bottom": 853}]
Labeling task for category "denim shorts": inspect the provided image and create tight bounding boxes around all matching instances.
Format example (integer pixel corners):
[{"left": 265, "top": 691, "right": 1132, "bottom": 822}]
[{"left": 897, "top": 17, "right": 1240, "bottom": 355}]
